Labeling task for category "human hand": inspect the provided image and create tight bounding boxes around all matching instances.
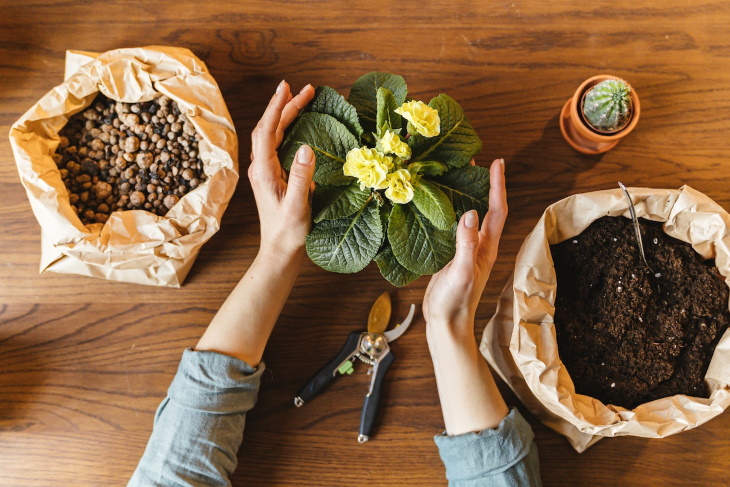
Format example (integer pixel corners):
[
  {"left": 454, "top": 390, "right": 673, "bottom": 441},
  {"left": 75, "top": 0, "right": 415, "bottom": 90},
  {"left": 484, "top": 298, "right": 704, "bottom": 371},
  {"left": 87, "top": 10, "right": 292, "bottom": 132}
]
[
  {"left": 249, "top": 80, "right": 316, "bottom": 260},
  {"left": 423, "top": 158, "right": 507, "bottom": 333},
  {"left": 421, "top": 159, "right": 510, "bottom": 434}
]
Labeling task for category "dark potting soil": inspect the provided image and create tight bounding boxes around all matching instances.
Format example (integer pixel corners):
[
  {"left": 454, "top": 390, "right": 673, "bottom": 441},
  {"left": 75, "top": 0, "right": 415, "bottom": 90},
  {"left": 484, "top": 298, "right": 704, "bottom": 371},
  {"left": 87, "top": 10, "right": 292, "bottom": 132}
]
[{"left": 551, "top": 216, "right": 730, "bottom": 409}]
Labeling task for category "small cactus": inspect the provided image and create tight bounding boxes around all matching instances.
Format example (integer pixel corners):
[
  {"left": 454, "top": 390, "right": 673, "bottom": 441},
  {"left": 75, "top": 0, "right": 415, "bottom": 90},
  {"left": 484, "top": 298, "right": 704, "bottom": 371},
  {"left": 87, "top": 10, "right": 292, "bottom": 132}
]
[{"left": 582, "top": 79, "right": 632, "bottom": 132}]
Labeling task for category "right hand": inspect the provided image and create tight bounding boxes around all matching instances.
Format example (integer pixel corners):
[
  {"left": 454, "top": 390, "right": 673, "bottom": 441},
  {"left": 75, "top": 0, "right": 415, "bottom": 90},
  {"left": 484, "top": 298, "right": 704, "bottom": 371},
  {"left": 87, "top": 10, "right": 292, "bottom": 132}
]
[
  {"left": 423, "top": 158, "right": 507, "bottom": 332},
  {"left": 422, "top": 158, "right": 511, "bottom": 435}
]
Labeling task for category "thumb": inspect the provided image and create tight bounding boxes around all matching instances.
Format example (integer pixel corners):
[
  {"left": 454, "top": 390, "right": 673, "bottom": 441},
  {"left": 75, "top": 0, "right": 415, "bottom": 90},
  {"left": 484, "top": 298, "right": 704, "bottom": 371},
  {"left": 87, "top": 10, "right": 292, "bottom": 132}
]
[
  {"left": 285, "top": 144, "right": 316, "bottom": 207},
  {"left": 450, "top": 210, "right": 480, "bottom": 281}
]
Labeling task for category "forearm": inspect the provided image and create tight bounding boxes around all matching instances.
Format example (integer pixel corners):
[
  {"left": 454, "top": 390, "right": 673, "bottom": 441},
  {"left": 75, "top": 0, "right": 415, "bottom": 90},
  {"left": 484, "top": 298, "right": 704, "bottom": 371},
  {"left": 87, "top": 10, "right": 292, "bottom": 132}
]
[
  {"left": 196, "top": 248, "right": 304, "bottom": 366},
  {"left": 427, "top": 319, "right": 509, "bottom": 436}
]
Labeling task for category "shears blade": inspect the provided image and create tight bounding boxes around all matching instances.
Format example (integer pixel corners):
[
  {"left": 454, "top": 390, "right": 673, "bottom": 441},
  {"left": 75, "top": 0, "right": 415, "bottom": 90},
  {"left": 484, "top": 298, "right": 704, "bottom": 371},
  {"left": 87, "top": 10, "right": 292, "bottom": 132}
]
[{"left": 383, "top": 304, "right": 416, "bottom": 343}]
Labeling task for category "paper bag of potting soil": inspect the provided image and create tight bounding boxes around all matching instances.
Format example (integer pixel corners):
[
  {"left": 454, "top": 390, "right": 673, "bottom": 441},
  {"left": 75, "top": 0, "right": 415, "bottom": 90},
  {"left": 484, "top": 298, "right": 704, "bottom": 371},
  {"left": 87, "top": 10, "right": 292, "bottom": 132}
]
[
  {"left": 9, "top": 46, "right": 238, "bottom": 287},
  {"left": 481, "top": 186, "right": 730, "bottom": 452}
]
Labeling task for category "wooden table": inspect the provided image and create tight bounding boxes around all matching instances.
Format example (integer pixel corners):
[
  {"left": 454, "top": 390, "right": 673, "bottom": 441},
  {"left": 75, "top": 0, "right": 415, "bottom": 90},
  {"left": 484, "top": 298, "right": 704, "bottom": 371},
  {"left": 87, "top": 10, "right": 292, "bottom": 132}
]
[{"left": 1, "top": 1, "right": 729, "bottom": 485}]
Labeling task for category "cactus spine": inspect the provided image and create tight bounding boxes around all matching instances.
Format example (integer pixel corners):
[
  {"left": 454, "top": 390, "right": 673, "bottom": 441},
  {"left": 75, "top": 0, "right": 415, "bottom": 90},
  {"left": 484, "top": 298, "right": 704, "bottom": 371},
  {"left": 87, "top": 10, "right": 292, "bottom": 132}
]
[{"left": 582, "top": 79, "right": 632, "bottom": 132}]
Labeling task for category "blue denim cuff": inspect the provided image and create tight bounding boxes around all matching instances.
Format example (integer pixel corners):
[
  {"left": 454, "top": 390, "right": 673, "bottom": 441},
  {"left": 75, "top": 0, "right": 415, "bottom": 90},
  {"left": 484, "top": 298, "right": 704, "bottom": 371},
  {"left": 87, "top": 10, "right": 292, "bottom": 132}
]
[
  {"left": 167, "top": 348, "right": 265, "bottom": 414},
  {"left": 434, "top": 408, "right": 535, "bottom": 481}
]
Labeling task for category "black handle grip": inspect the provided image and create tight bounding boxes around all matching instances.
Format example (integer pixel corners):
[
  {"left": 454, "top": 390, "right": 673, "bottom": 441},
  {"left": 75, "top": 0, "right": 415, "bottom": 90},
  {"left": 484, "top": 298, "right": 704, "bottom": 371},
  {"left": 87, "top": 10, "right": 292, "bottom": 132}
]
[
  {"left": 295, "top": 331, "right": 362, "bottom": 405},
  {"left": 358, "top": 350, "right": 395, "bottom": 442}
]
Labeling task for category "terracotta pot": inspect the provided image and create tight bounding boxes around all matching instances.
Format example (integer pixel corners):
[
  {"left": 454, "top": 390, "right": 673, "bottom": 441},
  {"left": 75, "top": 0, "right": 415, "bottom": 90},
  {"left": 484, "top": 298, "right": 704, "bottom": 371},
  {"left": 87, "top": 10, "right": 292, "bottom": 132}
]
[{"left": 560, "top": 75, "right": 641, "bottom": 155}]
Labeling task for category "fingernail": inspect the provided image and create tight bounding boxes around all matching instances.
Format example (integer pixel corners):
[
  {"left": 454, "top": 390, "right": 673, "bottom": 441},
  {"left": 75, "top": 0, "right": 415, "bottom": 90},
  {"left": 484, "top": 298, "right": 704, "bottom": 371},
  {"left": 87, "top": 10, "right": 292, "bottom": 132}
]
[
  {"left": 499, "top": 158, "right": 505, "bottom": 168},
  {"left": 465, "top": 210, "right": 477, "bottom": 228},
  {"left": 296, "top": 145, "right": 312, "bottom": 165},
  {"left": 299, "top": 83, "right": 312, "bottom": 95},
  {"left": 276, "top": 80, "right": 285, "bottom": 94}
]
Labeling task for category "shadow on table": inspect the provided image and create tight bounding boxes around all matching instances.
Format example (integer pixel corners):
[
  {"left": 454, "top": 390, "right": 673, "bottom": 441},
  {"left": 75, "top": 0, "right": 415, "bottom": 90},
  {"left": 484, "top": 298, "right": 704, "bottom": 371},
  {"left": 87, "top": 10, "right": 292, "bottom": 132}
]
[
  {"left": 0, "top": 334, "right": 47, "bottom": 432},
  {"left": 495, "top": 111, "right": 611, "bottom": 277},
  {"left": 497, "top": 377, "right": 652, "bottom": 486},
  {"left": 507, "top": 112, "right": 606, "bottom": 222}
]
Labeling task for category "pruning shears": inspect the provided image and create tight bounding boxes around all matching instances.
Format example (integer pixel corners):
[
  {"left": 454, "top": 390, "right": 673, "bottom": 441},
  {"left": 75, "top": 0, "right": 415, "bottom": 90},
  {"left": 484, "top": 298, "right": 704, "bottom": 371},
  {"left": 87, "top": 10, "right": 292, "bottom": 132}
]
[{"left": 294, "top": 292, "right": 416, "bottom": 443}]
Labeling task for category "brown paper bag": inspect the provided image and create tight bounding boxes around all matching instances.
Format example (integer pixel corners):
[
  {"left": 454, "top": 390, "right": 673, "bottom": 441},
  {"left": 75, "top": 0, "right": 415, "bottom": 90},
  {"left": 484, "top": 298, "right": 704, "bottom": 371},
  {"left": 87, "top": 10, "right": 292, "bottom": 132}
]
[
  {"left": 481, "top": 186, "right": 730, "bottom": 452},
  {"left": 9, "top": 47, "right": 238, "bottom": 287}
]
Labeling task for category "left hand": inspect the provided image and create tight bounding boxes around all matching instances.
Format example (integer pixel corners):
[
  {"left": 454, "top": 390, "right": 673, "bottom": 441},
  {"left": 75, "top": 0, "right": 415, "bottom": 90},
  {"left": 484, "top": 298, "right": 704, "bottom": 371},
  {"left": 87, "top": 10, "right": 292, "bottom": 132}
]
[{"left": 249, "top": 80, "right": 316, "bottom": 260}]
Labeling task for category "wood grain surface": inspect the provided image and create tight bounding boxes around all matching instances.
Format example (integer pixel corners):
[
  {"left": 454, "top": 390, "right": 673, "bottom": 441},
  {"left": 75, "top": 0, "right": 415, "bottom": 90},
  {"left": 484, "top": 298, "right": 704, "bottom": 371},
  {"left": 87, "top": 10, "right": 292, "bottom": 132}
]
[{"left": 1, "top": 1, "right": 730, "bottom": 485}]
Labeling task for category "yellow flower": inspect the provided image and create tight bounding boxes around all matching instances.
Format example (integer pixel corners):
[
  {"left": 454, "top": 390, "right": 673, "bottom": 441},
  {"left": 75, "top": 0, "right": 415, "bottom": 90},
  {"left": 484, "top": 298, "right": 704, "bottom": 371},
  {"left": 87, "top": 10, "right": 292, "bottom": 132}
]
[
  {"left": 377, "top": 130, "right": 411, "bottom": 159},
  {"left": 385, "top": 168, "right": 414, "bottom": 204},
  {"left": 343, "top": 147, "right": 393, "bottom": 190},
  {"left": 395, "top": 100, "right": 440, "bottom": 138}
]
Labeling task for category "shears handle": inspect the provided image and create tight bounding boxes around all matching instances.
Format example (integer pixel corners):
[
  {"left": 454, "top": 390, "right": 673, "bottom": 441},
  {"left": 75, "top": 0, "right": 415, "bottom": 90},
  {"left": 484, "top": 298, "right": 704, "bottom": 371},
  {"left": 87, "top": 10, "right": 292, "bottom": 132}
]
[
  {"left": 294, "top": 331, "right": 361, "bottom": 406},
  {"left": 358, "top": 350, "right": 395, "bottom": 443}
]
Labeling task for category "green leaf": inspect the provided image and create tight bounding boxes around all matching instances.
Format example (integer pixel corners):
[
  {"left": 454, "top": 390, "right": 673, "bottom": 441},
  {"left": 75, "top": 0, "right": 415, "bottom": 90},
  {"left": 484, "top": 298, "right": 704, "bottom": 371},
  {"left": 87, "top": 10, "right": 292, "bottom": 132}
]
[
  {"left": 306, "top": 199, "right": 383, "bottom": 273},
  {"left": 280, "top": 112, "right": 358, "bottom": 186},
  {"left": 375, "top": 243, "right": 421, "bottom": 287},
  {"left": 408, "top": 94, "right": 482, "bottom": 169},
  {"left": 376, "top": 87, "right": 402, "bottom": 136},
  {"left": 388, "top": 203, "right": 456, "bottom": 275},
  {"left": 412, "top": 179, "right": 456, "bottom": 230},
  {"left": 408, "top": 160, "right": 448, "bottom": 176},
  {"left": 431, "top": 164, "right": 490, "bottom": 220},
  {"left": 378, "top": 199, "right": 392, "bottom": 231},
  {"left": 313, "top": 182, "right": 372, "bottom": 223},
  {"left": 305, "top": 86, "right": 363, "bottom": 140},
  {"left": 348, "top": 72, "right": 407, "bottom": 139}
]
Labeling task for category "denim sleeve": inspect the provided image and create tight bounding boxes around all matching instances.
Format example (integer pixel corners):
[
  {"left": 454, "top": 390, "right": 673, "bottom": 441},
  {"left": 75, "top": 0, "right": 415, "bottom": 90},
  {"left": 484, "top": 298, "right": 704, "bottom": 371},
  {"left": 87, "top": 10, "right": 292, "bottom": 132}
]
[
  {"left": 434, "top": 408, "right": 542, "bottom": 487},
  {"left": 128, "top": 348, "right": 264, "bottom": 487}
]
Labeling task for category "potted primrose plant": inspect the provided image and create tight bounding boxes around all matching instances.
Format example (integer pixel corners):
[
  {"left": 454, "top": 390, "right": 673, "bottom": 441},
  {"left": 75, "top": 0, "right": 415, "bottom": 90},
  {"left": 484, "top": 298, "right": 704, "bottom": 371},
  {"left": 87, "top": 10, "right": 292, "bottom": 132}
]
[
  {"left": 279, "top": 72, "right": 486, "bottom": 287},
  {"left": 560, "top": 75, "right": 641, "bottom": 155}
]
